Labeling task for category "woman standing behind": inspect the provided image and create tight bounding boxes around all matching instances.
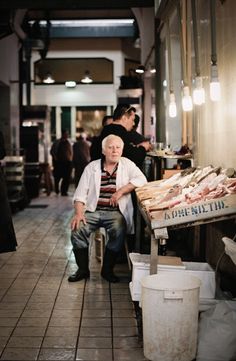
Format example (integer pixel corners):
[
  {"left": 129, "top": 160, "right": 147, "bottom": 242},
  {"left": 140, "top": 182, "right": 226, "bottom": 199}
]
[{"left": 0, "top": 131, "right": 17, "bottom": 253}]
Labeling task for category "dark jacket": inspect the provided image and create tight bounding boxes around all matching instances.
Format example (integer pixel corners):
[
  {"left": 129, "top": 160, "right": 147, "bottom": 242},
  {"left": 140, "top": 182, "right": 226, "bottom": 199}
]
[{"left": 91, "top": 123, "right": 146, "bottom": 168}]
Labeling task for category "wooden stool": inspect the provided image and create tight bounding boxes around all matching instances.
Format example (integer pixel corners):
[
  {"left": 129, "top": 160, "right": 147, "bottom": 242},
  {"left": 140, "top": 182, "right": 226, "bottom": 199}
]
[{"left": 94, "top": 228, "right": 131, "bottom": 270}]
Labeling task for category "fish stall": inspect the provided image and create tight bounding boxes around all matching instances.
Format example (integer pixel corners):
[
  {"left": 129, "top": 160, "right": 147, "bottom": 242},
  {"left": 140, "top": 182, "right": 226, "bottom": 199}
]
[{"left": 135, "top": 165, "right": 236, "bottom": 274}]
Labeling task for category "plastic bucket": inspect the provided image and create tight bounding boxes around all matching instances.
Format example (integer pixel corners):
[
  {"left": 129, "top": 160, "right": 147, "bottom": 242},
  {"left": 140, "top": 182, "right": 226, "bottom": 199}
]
[{"left": 141, "top": 273, "right": 201, "bottom": 361}]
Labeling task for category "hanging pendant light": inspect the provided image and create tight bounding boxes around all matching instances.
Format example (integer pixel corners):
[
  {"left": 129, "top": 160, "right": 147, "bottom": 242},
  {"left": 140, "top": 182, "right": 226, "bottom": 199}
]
[
  {"left": 209, "top": 0, "right": 221, "bottom": 102},
  {"left": 135, "top": 65, "right": 145, "bottom": 74},
  {"left": 169, "top": 92, "right": 177, "bottom": 118},
  {"left": 166, "top": 19, "right": 177, "bottom": 118},
  {"left": 177, "top": 2, "right": 193, "bottom": 112},
  {"left": 43, "top": 72, "right": 55, "bottom": 84},
  {"left": 193, "top": 76, "right": 205, "bottom": 105},
  {"left": 182, "top": 86, "right": 193, "bottom": 111},
  {"left": 191, "top": 0, "right": 205, "bottom": 105},
  {"left": 81, "top": 70, "right": 93, "bottom": 84}
]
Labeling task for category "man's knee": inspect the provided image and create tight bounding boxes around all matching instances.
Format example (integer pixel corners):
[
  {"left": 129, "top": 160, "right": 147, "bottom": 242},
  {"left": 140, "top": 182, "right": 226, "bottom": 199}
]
[{"left": 71, "top": 229, "right": 88, "bottom": 249}]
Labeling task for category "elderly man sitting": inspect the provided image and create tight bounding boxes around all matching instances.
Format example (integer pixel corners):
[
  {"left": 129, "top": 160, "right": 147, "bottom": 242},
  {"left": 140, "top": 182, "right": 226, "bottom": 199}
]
[{"left": 68, "top": 134, "right": 147, "bottom": 283}]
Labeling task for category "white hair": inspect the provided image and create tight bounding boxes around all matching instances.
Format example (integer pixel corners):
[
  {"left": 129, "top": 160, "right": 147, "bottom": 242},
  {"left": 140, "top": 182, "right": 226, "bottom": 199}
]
[{"left": 101, "top": 134, "right": 124, "bottom": 152}]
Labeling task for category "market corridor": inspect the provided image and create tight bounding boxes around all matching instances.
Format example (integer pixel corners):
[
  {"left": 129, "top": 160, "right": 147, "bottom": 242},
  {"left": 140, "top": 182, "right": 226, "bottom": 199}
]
[{"left": 0, "top": 193, "right": 147, "bottom": 361}]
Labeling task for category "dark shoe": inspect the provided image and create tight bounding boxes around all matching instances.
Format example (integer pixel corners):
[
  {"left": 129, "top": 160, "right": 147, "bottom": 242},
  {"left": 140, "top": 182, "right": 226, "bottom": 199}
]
[
  {"left": 101, "top": 248, "right": 120, "bottom": 283},
  {"left": 61, "top": 192, "right": 68, "bottom": 196},
  {"left": 68, "top": 248, "right": 90, "bottom": 282},
  {"left": 68, "top": 269, "right": 90, "bottom": 282}
]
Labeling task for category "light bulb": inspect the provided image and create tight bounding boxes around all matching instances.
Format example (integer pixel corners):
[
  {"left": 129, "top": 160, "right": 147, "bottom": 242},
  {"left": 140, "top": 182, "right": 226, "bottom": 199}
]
[
  {"left": 210, "top": 81, "right": 221, "bottom": 101},
  {"left": 193, "top": 76, "right": 205, "bottom": 105},
  {"left": 182, "top": 86, "right": 193, "bottom": 111},
  {"left": 168, "top": 93, "right": 177, "bottom": 118},
  {"left": 210, "top": 65, "right": 221, "bottom": 101}
]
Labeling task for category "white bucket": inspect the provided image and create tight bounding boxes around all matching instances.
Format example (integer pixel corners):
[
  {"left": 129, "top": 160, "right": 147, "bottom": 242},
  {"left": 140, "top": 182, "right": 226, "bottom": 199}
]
[{"left": 141, "top": 273, "right": 201, "bottom": 361}]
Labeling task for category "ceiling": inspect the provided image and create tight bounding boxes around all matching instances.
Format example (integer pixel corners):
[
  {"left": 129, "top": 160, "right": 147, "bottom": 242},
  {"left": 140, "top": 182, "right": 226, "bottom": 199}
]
[{"left": 0, "top": 0, "right": 154, "bottom": 40}]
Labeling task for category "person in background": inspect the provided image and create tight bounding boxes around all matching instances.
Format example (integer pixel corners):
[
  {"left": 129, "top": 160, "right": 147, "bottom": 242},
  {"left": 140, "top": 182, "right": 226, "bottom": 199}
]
[
  {"left": 73, "top": 127, "right": 91, "bottom": 188},
  {"left": 50, "top": 129, "right": 73, "bottom": 196},
  {"left": 95, "top": 104, "right": 151, "bottom": 168},
  {"left": 68, "top": 134, "right": 147, "bottom": 283},
  {"left": 0, "top": 131, "right": 17, "bottom": 253},
  {"left": 127, "top": 114, "right": 146, "bottom": 145},
  {"left": 38, "top": 130, "right": 53, "bottom": 196},
  {"left": 90, "top": 115, "right": 113, "bottom": 160}
]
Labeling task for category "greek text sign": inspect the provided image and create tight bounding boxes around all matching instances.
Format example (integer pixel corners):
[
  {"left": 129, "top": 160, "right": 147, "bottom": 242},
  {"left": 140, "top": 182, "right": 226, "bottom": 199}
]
[{"left": 150, "top": 195, "right": 236, "bottom": 229}]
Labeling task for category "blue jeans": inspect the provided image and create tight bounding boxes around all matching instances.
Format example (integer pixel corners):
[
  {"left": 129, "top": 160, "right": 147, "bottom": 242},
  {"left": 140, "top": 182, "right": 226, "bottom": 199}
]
[{"left": 71, "top": 210, "right": 127, "bottom": 253}]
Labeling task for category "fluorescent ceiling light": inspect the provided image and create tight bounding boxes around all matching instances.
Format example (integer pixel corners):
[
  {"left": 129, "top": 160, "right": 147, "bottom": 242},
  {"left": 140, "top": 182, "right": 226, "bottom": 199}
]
[
  {"left": 30, "top": 19, "right": 134, "bottom": 27},
  {"left": 65, "top": 81, "right": 76, "bottom": 88}
]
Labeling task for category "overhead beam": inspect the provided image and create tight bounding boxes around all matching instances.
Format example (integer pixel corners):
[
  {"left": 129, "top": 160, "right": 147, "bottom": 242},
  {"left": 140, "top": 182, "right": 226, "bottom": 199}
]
[{"left": 0, "top": 0, "right": 154, "bottom": 10}]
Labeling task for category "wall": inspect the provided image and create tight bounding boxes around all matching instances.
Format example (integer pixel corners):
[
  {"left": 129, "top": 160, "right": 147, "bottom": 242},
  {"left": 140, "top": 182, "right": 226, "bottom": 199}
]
[
  {"left": 0, "top": 34, "right": 20, "bottom": 153},
  {"left": 195, "top": 0, "right": 236, "bottom": 169},
  {"left": 133, "top": 7, "right": 156, "bottom": 139},
  {"left": 158, "top": 0, "right": 236, "bottom": 168},
  {"left": 30, "top": 38, "right": 130, "bottom": 109}
]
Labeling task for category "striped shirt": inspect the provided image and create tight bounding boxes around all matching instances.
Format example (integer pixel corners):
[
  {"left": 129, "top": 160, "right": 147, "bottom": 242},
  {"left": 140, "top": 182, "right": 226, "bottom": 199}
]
[{"left": 96, "top": 163, "right": 118, "bottom": 211}]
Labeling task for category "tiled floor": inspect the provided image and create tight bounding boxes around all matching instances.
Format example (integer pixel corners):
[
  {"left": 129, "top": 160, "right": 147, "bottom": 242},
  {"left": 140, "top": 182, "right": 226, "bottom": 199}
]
[{"left": 0, "top": 192, "right": 148, "bottom": 360}]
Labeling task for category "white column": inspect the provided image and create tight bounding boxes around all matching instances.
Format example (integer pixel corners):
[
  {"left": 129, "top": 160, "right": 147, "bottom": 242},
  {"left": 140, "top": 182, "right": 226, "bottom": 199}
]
[
  {"left": 107, "top": 106, "right": 113, "bottom": 115},
  {"left": 56, "top": 106, "right": 61, "bottom": 138},
  {"left": 71, "top": 106, "right": 76, "bottom": 141}
]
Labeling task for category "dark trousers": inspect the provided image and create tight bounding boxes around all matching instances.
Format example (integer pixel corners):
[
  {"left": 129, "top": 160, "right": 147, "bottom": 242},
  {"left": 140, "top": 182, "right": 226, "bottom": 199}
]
[{"left": 53, "top": 160, "right": 72, "bottom": 194}]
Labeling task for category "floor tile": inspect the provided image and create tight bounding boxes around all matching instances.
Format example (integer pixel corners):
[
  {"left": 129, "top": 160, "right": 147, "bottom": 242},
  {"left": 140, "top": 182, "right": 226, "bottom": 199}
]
[
  {"left": 21, "top": 308, "right": 52, "bottom": 318},
  {"left": 83, "top": 301, "right": 111, "bottom": 310},
  {"left": 0, "top": 194, "right": 141, "bottom": 361},
  {"left": 0, "top": 337, "right": 8, "bottom": 348},
  {"left": 0, "top": 318, "right": 18, "bottom": 327},
  {"left": 48, "top": 316, "right": 81, "bottom": 327},
  {"left": 113, "top": 327, "right": 139, "bottom": 337},
  {"left": 45, "top": 327, "right": 78, "bottom": 337},
  {"left": 38, "top": 348, "right": 75, "bottom": 360},
  {"left": 113, "top": 317, "right": 137, "bottom": 327},
  {"left": 76, "top": 348, "right": 113, "bottom": 360},
  {"left": 42, "top": 335, "right": 77, "bottom": 348},
  {"left": 82, "top": 309, "right": 111, "bottom": 318},
  {"left": 78, "top": 337, "right": 112, "bottom": 349},
  {"left": 12, "top": 326, "right": 47, "bottom": 337},
  {"left": 0, "top": 347, "right": 39, "bottom": 360},
  {"left": 17, "top": 317, "right": 49, "bottom": 327},
  {"left": 113, "top": 348, "right": 148, "bottom": 360},
  {"left": 113, "top": 337, "right": 142, "bottom": 349},
  {"left": 6, "top": 336, "right": 43, "bottom": 348},
  {"left": 81, "top": 317, "right": 111, "bottom": 327},
  {"left": 80, "top": 327, "right": 112, "bottom": 337}
]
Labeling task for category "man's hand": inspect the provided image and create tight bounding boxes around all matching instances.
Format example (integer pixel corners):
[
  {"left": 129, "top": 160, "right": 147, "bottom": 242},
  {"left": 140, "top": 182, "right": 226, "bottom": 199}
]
[
  {"left": 71, "top": 213, "right": 86, "bottom": 231},
  {"left": 109, "top": 189, "right": 123, "bottom": 207},
  {"left": 109, "top": 183, "right": 135, "bottom": 207},
  {"left": 71, "top": 201, "right": 86, "bottom": 230},
  {"left": 137, "top": 140, "right": 151, "bottom": 151}
]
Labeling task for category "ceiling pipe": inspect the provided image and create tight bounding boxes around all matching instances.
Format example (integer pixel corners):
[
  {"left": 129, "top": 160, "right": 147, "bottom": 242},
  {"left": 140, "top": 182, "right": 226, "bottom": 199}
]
[{"left": 11, "top": 9, "right": 28, "bottom": 41}]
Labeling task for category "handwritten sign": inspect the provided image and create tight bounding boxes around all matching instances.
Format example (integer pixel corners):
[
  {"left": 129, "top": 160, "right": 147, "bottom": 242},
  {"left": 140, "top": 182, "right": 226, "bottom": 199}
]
[{"left": 150, "top": 194, "right": 236, "bottom": 229}]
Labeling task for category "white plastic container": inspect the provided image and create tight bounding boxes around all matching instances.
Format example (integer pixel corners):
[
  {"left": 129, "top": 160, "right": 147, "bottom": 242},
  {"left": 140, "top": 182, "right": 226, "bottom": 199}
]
[
  {"left": 129, "top": 253, "right": 186, "bottom": 301},
  {"left": 182, "top": 262, "right": 215, "bottom": 299},
  {"left": 129, "top": 253, "right": 215, "bottom": 301},
  {"left": 141, "top": 273, "right": 201, "bottom": 361}
]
